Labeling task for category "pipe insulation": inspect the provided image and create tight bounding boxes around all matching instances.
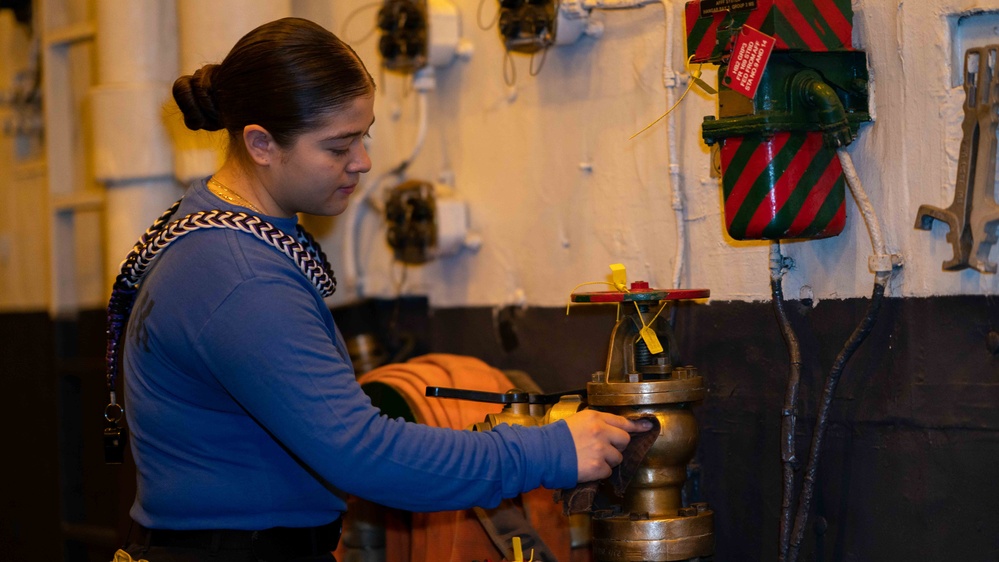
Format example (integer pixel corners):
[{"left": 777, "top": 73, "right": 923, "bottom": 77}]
[
  {"left": 837, "top": 148, "right": 893, "bottom": 276},
  {"left": 96, "top": 0, "right": 178, "bottom": 83},
  {"left": 173, "top": 0, "right": 292, "bottom": 182},
  {"left": 91, "top": 84, "right": 174, "bottom": 181},
  {"left": 92, "top": 0, "right": 182, "bottom": 287}
]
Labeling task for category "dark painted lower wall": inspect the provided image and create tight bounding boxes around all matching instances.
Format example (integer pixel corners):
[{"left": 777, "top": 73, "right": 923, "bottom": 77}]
[
  {"left": 5, "top": 295, "right": 997, "bottom": 561},
  {"left": 0, "top": 312, "right": 60, "bottom": 559},
  {"left": 336, "top": 295, "right": 999, "bottom": 561},
  {"left": 0, "top": 311, "right": 134, "bottom": 562}
]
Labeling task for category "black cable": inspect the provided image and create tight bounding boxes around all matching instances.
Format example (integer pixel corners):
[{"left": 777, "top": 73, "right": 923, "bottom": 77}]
[
  {"left": 340, "top": 2, "right": 382, "bottom": 45},
  {"left": 529, "top": 43, "right": 550, "bottom": 76},
  {"left": 771, "top": 244, "right": 802, "bottom": 562},
  {"left": 477, "top": 0, "right": 500, "bottom": 30},
  {"left": 785, "top": 280, "right": 887, "bottom": 562},
  {"left": 503, "top": 49, "right": 517, "bottom": 87}
]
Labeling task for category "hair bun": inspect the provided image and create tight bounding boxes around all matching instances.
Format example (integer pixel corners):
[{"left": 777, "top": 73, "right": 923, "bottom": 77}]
[{"left": 172, "top": 64, "right": 223, "bottom": 131}]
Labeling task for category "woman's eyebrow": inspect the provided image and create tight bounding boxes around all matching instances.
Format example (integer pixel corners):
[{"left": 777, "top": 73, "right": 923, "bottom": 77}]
[{"left": 323, "top": 117, "right": 375, "bottom": 141}]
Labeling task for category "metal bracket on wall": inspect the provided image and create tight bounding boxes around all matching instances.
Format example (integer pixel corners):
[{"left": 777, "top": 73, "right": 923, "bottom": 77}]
[{"left": 915, "top": 45, "right": 999, "bottom": 272}]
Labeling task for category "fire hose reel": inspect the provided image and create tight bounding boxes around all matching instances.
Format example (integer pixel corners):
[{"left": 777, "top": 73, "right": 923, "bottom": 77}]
[
  {"left": 685, "top": 0, "right": 872, "bottom": 240},
  {"left": 428, "top": 283, "right": 714, "bottom": 561}
]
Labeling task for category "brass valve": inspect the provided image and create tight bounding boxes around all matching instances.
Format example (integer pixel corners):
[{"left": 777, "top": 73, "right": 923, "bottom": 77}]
[{"left": 427, "top": 283, "right": 715, "bottom": 561}]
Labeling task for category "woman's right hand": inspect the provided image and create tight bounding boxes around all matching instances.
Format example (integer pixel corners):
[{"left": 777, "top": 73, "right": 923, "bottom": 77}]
[{"left": 563, "top": 410, "right": 653, "bottom": 482}]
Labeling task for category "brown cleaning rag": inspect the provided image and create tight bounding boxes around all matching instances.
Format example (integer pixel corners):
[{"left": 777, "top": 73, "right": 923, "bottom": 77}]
[{"left": 554, "top": 415, "right": 662, "bottom": 517}]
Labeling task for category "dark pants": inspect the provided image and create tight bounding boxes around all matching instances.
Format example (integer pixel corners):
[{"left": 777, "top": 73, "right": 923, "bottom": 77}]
[{"left": 121, "top": 520, "right": 340, "bottom": 562}]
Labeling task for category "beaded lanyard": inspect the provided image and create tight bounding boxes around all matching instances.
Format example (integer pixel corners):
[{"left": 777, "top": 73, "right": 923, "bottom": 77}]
[{"left": 102, "top": 199, "right": 336, "bottom": 463}]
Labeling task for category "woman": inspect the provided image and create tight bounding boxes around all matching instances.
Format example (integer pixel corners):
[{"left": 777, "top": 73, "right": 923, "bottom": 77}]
[{"left": 117, "top": 17, "right": 646, "bottom": 562}]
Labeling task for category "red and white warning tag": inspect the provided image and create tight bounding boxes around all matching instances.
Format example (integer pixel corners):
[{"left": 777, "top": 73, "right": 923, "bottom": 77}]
[{"left": 723, "top": 25, "right": 776, "bottom": 99}]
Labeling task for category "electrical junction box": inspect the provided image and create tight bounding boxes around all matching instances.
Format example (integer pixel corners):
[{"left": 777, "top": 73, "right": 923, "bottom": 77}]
[
  {"left": 385, "top": 180, "right": 473, "bottom": 264},
  {"left": 377, "top": 0, "right": 428, "bottom": 72},
  {"left": 685, "top": 0, "right": 854, "bottom": 64},
  {"left": 378, "top": 0, "right": 465, "bottom": 72},
  {"left": 499, "top": 0, "right": 558, "bottom": 54},
  {"left": 426, "top": 0, "right": 464, "bottom": 66}
]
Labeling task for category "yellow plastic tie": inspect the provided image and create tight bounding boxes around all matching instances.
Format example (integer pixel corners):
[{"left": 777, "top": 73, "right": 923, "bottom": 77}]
[
  {"left": 565, "top": 264, "right": 631, "bottom": 316},
  {"left": 687, "top": 55, "right": 716, "bottom": 95},
  {"left": 647, "top": 299, "right": 669, "bottom": 325},
  {"left": 511, "top": 536, "right": 534, "bottom": 562},
  {"left": 633, "top": 301, "right": 665, "bottom": 355},
  {"left": 609, "top": 263, "right": 628, "bottom": 291},
  {"left": 630, "top": 56, "right": 711, "bottom": 140},
  {"left": 114, "top": 549, "right": 149, "bottom": 562}
]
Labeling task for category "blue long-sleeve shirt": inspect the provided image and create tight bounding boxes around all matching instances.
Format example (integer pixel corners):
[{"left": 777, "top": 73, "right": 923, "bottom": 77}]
[{"left": 122, "top": 179, "right": 577, "bottom": 531}]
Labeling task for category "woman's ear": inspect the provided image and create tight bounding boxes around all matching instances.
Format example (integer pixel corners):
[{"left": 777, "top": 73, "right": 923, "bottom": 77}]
[{"left": 243, "top": 125, "right": 276, "bottom": 166}]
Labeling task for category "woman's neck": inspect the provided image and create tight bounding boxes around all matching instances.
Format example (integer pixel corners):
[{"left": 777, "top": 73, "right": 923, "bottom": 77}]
[{"left": 210, "top": 164, "right": 285, "bottom": 217}]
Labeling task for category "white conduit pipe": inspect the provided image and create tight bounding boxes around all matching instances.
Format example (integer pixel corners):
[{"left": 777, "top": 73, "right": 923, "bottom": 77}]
[
  {"left": 342, "top": 169, "right": 397, "bottom": 296},
  {"left": 343, "top": 70, "right": 433, "bottom": 297},
  {"left": 659, "top": 0, "right": 687, "bottom": 291},
  {"left": 402, "top": 82, "right": 432, "bottom": 172},
  {"left": 837, "top": 148, "right": 894, "bottom": 282}
]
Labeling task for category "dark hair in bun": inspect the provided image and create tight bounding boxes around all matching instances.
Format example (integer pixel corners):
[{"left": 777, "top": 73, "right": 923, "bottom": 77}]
[
  {"left": 172, "top": 64, "right": 223, "bottom": 131},
  {"left": 171, "top": 17, "right": 374, "bottom": 150}
]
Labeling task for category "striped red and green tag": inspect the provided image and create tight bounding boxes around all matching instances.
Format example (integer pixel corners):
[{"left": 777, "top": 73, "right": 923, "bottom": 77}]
[
  {"left": 720, "top": 131, "right": 846, "bottom": 240},
  {"left": 685, "top": 0, "right": 853, "bottom": 63}
]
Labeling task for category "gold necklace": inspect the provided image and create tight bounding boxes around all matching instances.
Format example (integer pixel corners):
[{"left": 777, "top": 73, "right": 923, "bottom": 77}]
[{"left": 207, "top": 177, "right": 263, "bottom": 213}]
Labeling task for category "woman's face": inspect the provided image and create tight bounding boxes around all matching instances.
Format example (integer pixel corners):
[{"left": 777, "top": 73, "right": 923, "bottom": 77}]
[{"left": 269, "top": 94, "right": 375, "bottom": 217}]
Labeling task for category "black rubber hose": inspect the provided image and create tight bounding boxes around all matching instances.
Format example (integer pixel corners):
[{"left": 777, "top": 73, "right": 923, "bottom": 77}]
[
  {"left": 771, "top": 266, "right": 802, "bottom": 562},
  {"left": 785, "top": 281, "right": 887, "bottom": 562}
]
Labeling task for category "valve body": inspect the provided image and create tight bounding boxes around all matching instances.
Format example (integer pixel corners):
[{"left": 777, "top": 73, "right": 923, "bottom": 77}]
[{"left": 580, "top": 284, "right": 713, "bottom": 561}]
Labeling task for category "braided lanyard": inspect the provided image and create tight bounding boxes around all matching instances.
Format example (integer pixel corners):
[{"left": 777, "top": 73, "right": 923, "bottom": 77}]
[{"left": 102, "top": 199, "right": 336, "bottom": 463}]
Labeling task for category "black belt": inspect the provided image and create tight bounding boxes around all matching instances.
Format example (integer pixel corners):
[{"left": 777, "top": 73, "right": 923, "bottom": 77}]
[{"left": 138, "top": 518, "right": 341, "bottom": 561}]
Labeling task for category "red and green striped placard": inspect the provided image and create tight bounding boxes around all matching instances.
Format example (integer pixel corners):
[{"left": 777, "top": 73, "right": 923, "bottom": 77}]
[
  {"left": 719, "top": 131, "right": 846, "bottom": 240},
  {"left": 685, "top": 0, "right": 853, "bottom": 63}
]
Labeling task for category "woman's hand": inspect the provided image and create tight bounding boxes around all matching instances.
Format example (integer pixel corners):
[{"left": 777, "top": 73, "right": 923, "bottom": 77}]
[{"left": 564, "top": 410, "right": 653, "bottom": 482}]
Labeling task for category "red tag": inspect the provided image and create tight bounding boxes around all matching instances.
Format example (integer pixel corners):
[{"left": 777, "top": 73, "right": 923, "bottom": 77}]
[{"left": 723, "top": 25, "right": 775, "bottom": 99}]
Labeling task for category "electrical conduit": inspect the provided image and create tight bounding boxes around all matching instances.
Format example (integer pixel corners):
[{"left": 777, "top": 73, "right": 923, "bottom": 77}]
[
  {"left": 771, "top": 240, "right": 802, "bottom": 562},
  {"left": 343, "top": 67, "right": 433, "bottom": 297},
  {"left": 782, "top": 148, "right": 894, "bottom": 562}
]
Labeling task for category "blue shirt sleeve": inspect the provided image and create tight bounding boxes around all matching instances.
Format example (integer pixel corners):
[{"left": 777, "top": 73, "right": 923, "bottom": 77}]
[{"left": 195, "top": 273, "right": 578, "bottom": 512}]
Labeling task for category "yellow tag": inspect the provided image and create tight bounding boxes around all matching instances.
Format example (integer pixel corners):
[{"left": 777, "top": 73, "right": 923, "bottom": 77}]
[
  {"left": 513, "top": 537, "right": 524, "bottom": 561},
  {"left": 609, "top": 263, "right": 627, "bottom": 291},
  {"left": 639, "top": 326, "right": 664, "bottom": 354},
  {"left": 692, "top": 75, "right": 717, "bottom": 95},
  {"left": 686, "top": 58, "right": 717, "bottom": 95}
]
